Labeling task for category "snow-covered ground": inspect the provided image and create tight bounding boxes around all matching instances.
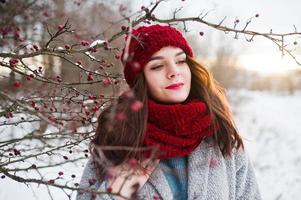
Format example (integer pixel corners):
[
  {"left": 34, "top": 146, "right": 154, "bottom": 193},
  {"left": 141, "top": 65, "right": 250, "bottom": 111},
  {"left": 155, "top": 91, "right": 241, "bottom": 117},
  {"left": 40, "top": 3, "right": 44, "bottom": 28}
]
[
  {"left": 1, "top": 90, "right": 301, "bottom": 199},
  {"left": 229, "top": 90, "right": 301, "bottom": 200}
]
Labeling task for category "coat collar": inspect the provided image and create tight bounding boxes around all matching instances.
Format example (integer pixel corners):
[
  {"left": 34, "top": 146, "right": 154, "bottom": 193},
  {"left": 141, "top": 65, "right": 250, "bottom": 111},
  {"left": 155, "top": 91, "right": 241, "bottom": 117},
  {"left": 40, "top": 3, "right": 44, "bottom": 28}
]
[
  {"left": 138, "top": 138, "right": 214, "bottom": 200},
  {"left": 138, "top": 163, "right": 174, "bottom": 199}
]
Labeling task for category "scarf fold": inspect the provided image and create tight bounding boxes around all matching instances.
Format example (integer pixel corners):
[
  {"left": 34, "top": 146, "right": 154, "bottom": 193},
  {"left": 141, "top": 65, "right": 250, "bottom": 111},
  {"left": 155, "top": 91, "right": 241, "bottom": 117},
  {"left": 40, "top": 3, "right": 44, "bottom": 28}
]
[{"left": 143, "top": 99, "right": 217, "bottom": 159}]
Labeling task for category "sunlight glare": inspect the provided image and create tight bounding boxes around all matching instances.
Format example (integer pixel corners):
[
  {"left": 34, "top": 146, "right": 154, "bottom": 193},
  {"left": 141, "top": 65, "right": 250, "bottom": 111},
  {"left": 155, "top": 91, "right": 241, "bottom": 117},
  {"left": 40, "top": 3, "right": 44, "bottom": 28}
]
[{"left": 239, "top": 54, "right": 299, "bottom": 75}]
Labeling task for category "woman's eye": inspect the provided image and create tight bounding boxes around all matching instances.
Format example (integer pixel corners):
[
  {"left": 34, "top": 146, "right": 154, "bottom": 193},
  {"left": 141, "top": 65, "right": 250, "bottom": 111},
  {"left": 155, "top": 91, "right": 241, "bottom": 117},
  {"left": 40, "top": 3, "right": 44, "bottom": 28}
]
[
  {"left": 176, "top": 60, "right": 186, "bottom": 64},
  {"left": 151, "top": 65, "right": 163, "bottom": 70}
]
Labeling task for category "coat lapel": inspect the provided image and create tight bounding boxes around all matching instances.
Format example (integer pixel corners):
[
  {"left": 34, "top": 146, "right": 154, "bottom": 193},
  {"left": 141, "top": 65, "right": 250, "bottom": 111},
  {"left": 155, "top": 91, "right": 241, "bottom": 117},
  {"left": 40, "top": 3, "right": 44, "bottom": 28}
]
[
  {"left": 138, "top": 161, "right": 174, "bottom": 199},
  {"left": 187, "top": 139, "right": 212, "bottom": 200}
]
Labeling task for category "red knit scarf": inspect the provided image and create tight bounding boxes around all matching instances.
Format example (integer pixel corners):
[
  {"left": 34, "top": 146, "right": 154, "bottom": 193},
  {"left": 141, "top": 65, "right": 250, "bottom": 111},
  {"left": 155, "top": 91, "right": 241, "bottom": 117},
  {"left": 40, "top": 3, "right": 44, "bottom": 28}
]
[{"left": 143, "top": 99, "right": 217, "bottom": 159}]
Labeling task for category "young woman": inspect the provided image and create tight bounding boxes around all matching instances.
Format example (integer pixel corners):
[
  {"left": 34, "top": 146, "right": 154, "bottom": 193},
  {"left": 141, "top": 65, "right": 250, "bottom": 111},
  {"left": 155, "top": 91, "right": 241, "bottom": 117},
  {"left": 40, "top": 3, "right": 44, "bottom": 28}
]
[{"left": 77, "top": 24, "right": 262, "bottom": 200}]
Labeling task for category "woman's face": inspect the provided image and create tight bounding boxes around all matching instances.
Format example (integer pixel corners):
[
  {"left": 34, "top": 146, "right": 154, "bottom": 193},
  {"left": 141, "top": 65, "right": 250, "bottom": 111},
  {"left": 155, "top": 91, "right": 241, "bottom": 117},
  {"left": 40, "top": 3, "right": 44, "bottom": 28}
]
[{"left": 143, "top": 46, "right": 191, "bottom": 104}]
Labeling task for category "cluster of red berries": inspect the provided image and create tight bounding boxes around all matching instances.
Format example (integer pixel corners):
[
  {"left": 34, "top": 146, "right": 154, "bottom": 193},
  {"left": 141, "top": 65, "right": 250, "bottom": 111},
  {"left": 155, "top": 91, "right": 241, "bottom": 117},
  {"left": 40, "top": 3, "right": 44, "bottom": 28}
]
[
  {"left": 81, "top": 40, "right": 89, "bottom": 46},
  {"left": 0, "top": 25, "right": 22, "bottom": 41},
  {"left": 9, "top": 58, "right": 18, "bottom": 67}
]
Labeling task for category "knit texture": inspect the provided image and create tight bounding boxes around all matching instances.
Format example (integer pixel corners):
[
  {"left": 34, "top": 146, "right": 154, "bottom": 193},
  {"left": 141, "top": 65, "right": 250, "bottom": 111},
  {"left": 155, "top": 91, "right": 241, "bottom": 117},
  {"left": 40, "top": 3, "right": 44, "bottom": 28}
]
[
  {"left": 121, "top": 24, "right": 193, "bottom": 87},
  {"left": 76, "top": 138, "right": 262, "bottom": 200},
  {"left": 143, "top": 99, "right": 216, "bottom": 159},
  {"left": 160, "top": 156, "right": 188, "bottom": 200}
]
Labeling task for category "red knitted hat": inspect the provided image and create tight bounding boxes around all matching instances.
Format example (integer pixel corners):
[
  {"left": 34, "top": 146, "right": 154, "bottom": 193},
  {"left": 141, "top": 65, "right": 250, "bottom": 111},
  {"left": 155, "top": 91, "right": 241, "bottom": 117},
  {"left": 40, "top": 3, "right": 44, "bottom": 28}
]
[{"left": 121, "top": 24, "right": 194, "bottom": 88}]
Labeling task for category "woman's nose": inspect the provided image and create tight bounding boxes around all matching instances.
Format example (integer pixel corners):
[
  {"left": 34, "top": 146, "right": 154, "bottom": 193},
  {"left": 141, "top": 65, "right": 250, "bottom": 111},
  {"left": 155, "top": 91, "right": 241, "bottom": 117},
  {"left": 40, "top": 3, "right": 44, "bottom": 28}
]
[{"left": 166, "top": 62, "right": 180, "bottom": 79}]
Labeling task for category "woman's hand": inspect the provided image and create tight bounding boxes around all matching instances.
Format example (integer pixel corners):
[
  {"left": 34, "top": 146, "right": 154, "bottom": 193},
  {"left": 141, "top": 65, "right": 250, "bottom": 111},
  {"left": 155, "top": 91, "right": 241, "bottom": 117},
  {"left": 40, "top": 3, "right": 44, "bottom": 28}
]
[{"left": 107, "top": 159, "right": 160, "bottom": 200}]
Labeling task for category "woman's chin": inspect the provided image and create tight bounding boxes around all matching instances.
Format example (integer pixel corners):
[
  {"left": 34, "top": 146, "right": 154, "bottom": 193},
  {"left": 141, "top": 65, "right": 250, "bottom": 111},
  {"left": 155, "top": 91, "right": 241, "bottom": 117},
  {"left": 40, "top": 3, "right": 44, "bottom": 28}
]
[{"left": 158, "top": 95, "right": 189, "bottom": 104}]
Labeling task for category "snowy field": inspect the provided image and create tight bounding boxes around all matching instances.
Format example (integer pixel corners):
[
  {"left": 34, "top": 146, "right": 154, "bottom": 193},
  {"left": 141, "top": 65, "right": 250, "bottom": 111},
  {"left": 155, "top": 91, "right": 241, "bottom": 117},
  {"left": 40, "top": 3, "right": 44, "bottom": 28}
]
[
  {"left": 1, "top": 90, "right": 301, "bottom": 200},
  {"left": 229, "top": 90, "right": 301, "bottom": 200}
]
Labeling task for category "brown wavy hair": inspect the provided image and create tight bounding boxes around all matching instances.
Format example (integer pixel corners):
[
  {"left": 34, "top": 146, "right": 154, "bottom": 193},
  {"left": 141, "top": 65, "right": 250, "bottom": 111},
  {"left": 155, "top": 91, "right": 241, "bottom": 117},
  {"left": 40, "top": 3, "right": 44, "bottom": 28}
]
[{"left": 90, "top": 56, "right": 243, "bottom": 179}]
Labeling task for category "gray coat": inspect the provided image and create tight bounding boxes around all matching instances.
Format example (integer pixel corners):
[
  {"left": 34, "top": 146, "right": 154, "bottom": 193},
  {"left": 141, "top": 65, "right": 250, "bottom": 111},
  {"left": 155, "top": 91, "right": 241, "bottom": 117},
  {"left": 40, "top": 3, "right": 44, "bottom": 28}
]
[{"left": 76, "top": 138, "right": 262, "bottom": 200}]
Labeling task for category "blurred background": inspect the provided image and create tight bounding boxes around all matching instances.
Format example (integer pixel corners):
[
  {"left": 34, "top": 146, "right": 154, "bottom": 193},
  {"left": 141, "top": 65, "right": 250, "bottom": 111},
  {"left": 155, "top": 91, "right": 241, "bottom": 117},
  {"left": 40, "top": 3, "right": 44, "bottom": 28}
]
[{"left": 1, "top": 0, "right": 301, "bottom": 199}]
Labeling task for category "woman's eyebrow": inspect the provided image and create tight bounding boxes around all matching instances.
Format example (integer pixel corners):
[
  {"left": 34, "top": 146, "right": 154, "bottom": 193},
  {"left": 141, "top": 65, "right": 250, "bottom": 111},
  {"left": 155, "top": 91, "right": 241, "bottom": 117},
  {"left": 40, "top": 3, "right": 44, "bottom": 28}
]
[
  {"left": 149, "top": 51, "right": 185, "bottom": 61},
  {"left": 175, "top": 51, "right": 185, "bottom": 57}
]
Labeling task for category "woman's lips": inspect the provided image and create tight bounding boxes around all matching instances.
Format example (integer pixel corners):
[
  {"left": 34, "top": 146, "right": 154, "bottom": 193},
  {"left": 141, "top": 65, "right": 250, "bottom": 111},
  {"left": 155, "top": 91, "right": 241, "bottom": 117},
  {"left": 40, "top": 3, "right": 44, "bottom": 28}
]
[{"left": 165, "top": 83, "right": 184, "bottom": 90}]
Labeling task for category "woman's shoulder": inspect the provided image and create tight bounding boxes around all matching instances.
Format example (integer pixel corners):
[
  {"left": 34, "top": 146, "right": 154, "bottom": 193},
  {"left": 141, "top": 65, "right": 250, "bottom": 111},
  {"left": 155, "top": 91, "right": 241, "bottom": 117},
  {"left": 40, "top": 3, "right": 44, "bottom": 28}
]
[
  {"left": 76, "top": 159, "right": 97, "bottom": 199},
  {"left": 82, "top": 158, "right": 96, "bottom": 174},
  {"left": 199, "top": 137, "right": 251, "bottom": 170}
]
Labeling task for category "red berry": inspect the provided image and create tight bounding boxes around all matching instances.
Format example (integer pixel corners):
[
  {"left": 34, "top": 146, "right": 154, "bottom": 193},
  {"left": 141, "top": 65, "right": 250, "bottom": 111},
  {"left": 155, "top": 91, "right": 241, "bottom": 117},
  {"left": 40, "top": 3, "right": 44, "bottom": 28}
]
[
  {"left": 87, "top": 74, "right": 94, "bottom": 81},
  {"left": 56, "top": 76, "right": 62, "bottom": 82},
  {"left": 114, "top": 54, "right": 120, "bottom": 59},
  {"left": 92, "top": 106, "right": 99, "bottom": 112},
  {"left": 131, "top": 100, "right": 143, "bottom": 112},
  {"left": 199, "top": 31, "right": 204, "bottom": 36},
  {"left": 48, "top": 116, "right": 56, "bottom": 122},
  {"left": 13, "top": 149, "right": 21, "bottom": 155},
  {"left": 58, "top": 171, "right": 64, "bottom": 176},
  {"left": 48, "top": 179, "right": 55, "bottom": 184},
  {"left": 43, "top": 11, "right": 49, "bottom": 17},
  {"left": 31, "top": 101, "right": 36, "bottom": 107},
  {"left": 255, "top": 14, "right": 259, "bottom": 17},
  {"left": 33, "top": 44, "right": 39, "bottom": 51},
  {"left": 107, "top": 187, "right": 112, "bottom": 193},
  {"left": 63, "top": 156, "right": 68, "bottom": 160},
  {"left": 88, "top": 178, "right": 97, "bottom": 185},
  {"left": 102, "top": 78, "right": 111, "bottom": 87},
  {"left": 89, "top": 47, "right": 97, "bottom": 52},
  {"left": 5, "top": 112, "right": 13, "bottom": 118},
  {"left": 129, "top": 158, "right": 138, "bottom": 168},
  {"left": 121, "top": 25, "right": 127, "bottom": 31},
  {"left": 131, "top": 62, "right": 141, "bottom": 72},
  {"left": 9, "top": 58, "right": 18, "bottom": 67},
  {"left": 65, "top": 45, "right": 70, "bottom": 50},
  {"left": 13, "top": 80, "right": 21, "bottom": 88},
  {"left": 81, "top": 40, "right": 89, "bottom": 46},
  {"left": 58, "top": 25, "right": 64, "bottom": 30}
]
